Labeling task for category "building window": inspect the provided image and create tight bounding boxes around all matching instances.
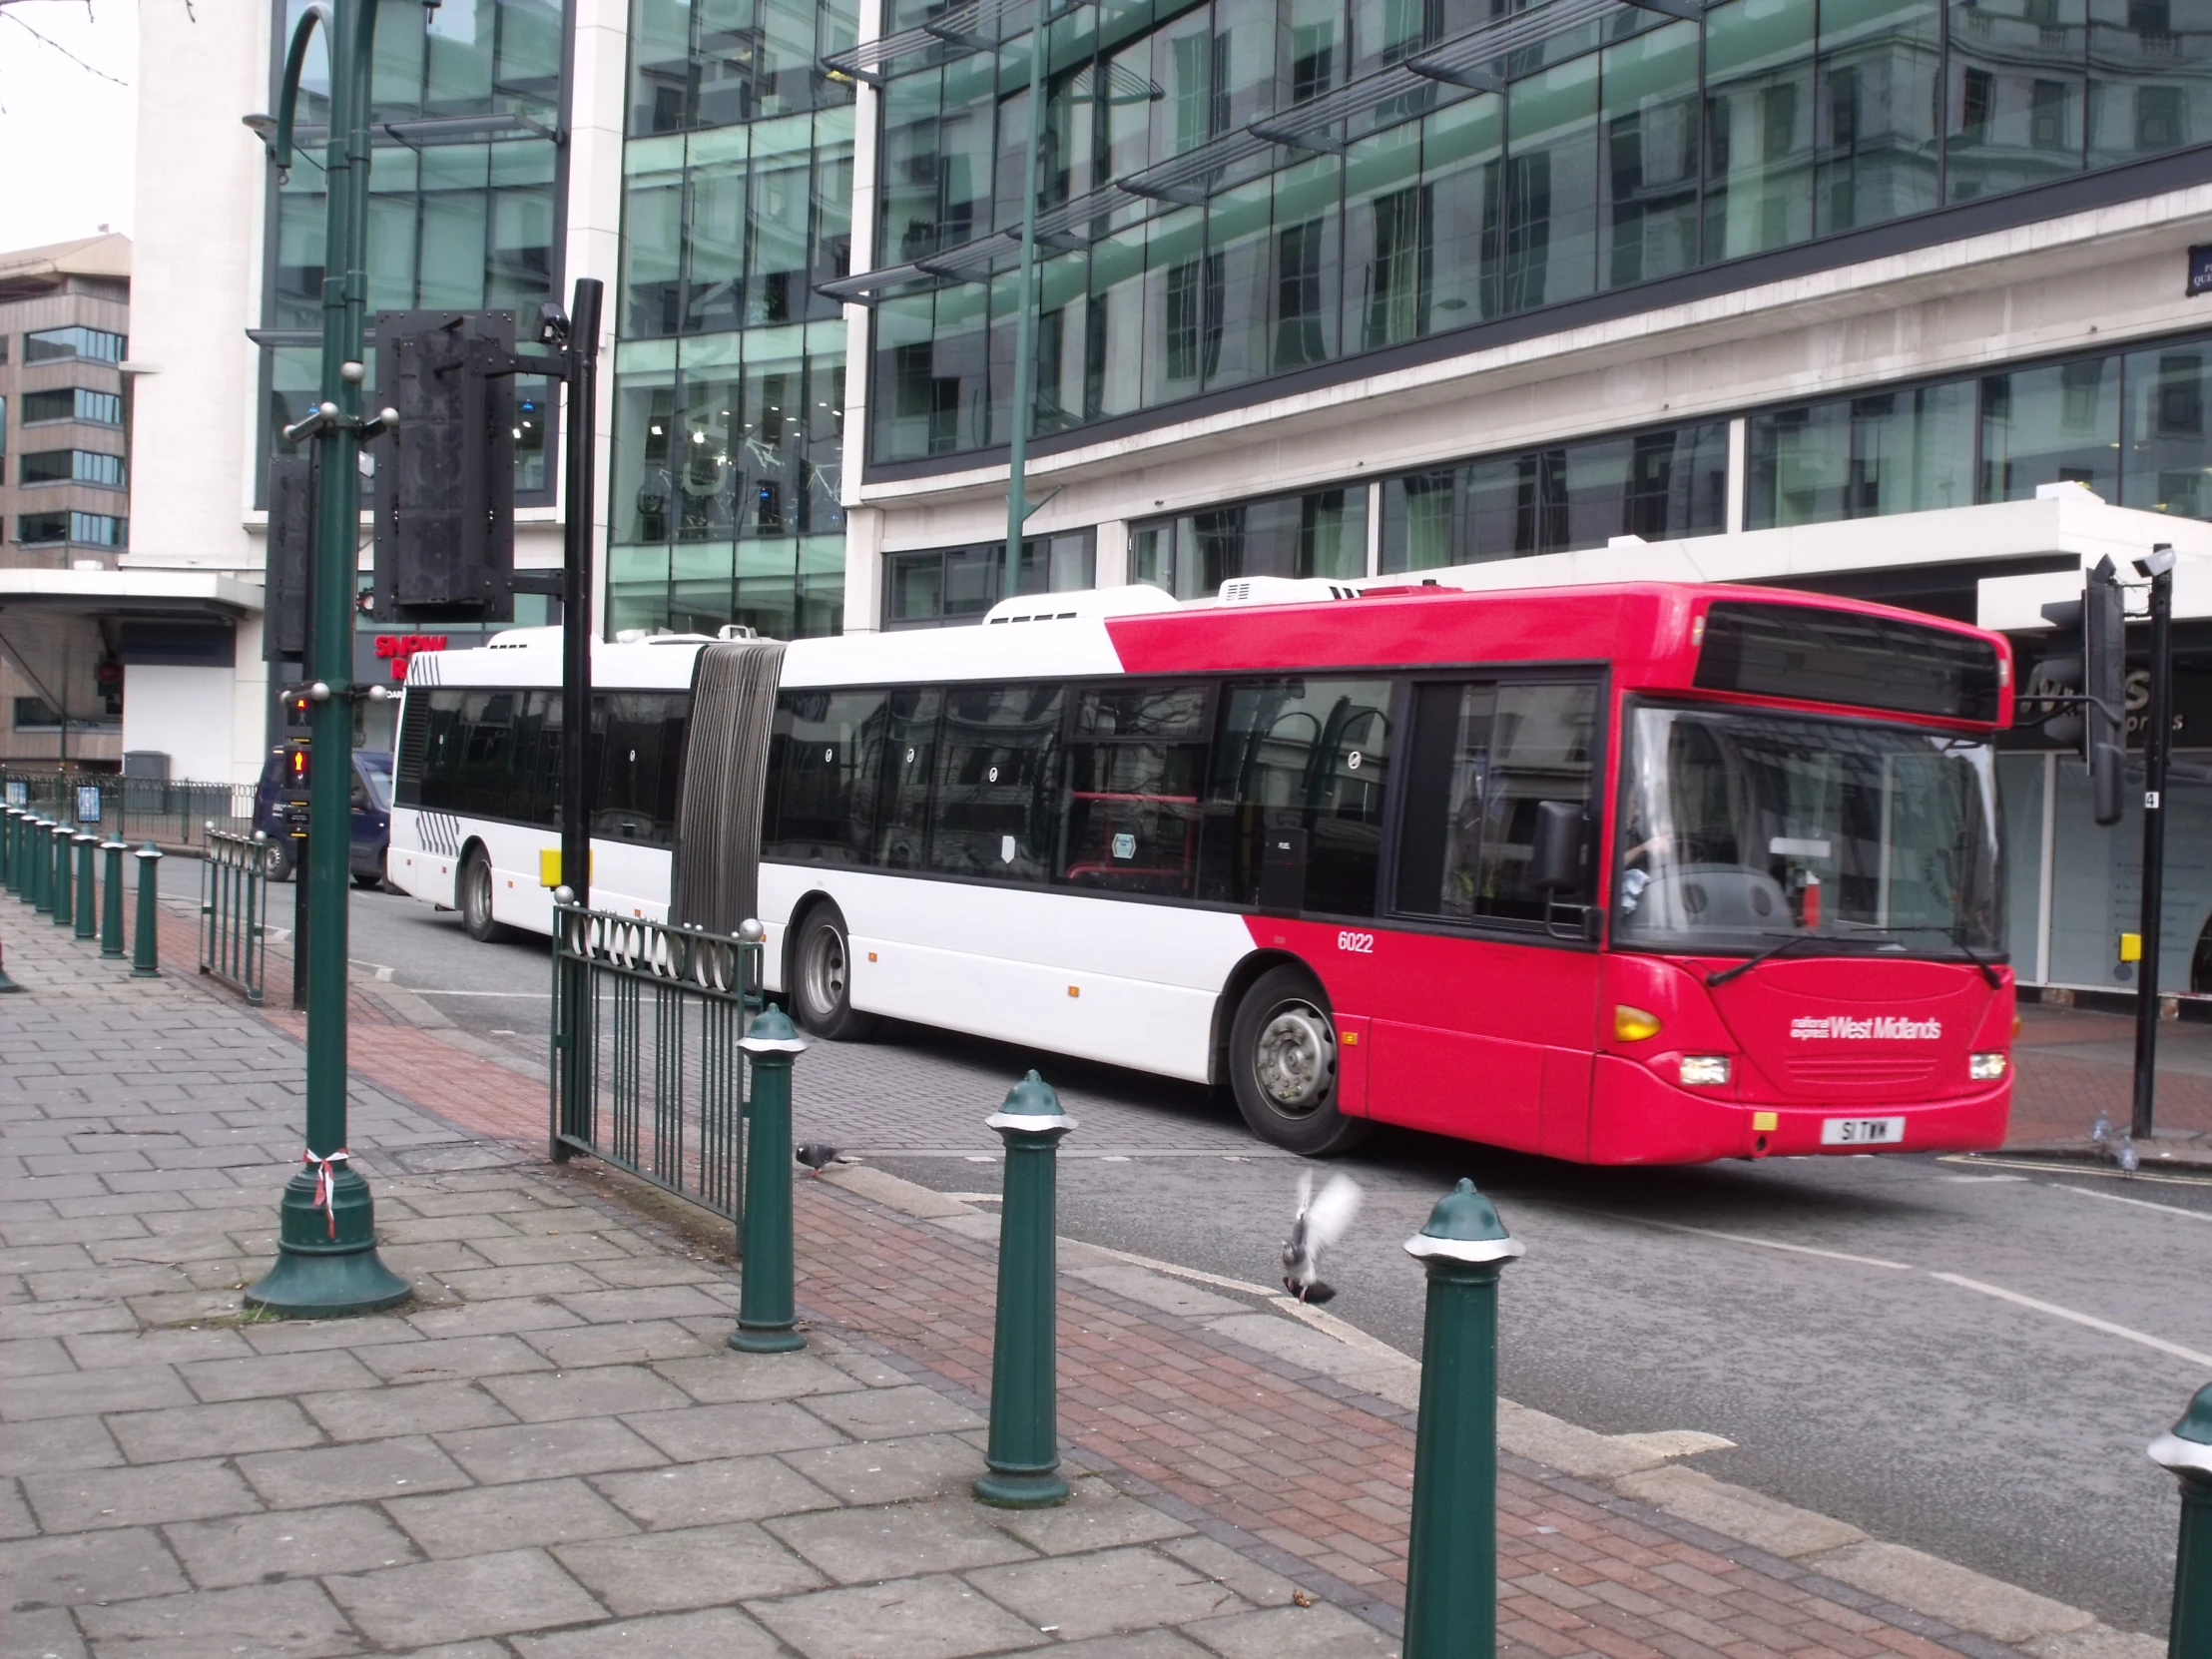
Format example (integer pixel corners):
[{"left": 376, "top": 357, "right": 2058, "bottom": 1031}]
[
  {"left": 882, "top": 530, "right": 1098, "bottom": 627},
  {"left": 18, "top": 449, "right": 126, "bottom": 490},
  {"left": 13, "top": 698, "right": 63, "bottom": 731},
  {"left": 17, "top": 510, "right": 127, "bottom": 547},
  {"left": 1134, "top": 486, "right": 1368, "bottom": 597},
  {"left": 22, "top": 387, "right": 121, "bottom": 426},
  {"left": 1379, "top": 423, "right": 1726, "bottom": 571},
  {"left": 23, "top": 325, "right": 126, "bottom": 364}
]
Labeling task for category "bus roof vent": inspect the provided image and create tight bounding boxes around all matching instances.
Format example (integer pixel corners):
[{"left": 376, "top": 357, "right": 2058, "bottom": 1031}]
[
  {"left": 982, "top": 584, "right": 1184, "bottom": 625},
  {"left": 485, "top": 626, "right": 562, "bottom": 649},
  {"left": 1217, "top": 576, "right": 1363, "bottom": 605}
]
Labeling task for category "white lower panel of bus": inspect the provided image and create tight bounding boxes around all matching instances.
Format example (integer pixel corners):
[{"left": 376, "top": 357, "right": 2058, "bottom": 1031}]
[
  {"left": 385, "top": 809, "right": 674, "bottom": 934},
  {"left": 759, "top": 865, "right": 1254, "bottom": 1084}
]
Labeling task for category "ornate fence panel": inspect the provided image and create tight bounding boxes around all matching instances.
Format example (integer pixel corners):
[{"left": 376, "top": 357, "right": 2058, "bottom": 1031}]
[
  {"left": 550, "top": 903, "right": 764, "bottom": 1223},
  {"left": 199, "top": 828, "right": 269, "bottom": 1004}
]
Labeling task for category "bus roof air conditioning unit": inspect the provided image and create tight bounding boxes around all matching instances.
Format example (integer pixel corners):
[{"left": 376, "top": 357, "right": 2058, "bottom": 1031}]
[
  {"left": 982, "top": 585, "right": 1184, "bottom": 625},
  {"left": 1217, "top": 577, "right": 1363, "bottom": 605}
]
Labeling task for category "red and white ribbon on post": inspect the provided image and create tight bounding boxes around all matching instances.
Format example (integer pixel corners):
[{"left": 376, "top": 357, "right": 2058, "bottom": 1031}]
[{"left": 302, "top": 1148, "right": 349, "bottom": 1239}]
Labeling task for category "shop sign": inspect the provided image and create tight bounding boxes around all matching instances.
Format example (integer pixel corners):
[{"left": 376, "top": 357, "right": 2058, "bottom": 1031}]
[
  {"left": 372, "top": 633, "right": 449, "bottom": 682},
  {"left": 2191, "top": 245, "right": 2212, "bottom": 297}
]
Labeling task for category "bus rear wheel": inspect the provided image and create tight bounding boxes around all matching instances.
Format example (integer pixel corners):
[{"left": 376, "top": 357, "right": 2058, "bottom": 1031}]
[
  {"left": 791, "top": 904, "right": 878, "bottom": 1041},
  {"left": 459, "top": 848, "right": 508, "bottom": 943},
  {"left": 1229, "top": 965, "right": 1372, "bottom": 1157}
]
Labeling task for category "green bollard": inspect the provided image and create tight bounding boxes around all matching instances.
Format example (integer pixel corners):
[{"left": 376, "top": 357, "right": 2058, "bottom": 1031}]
[
  {"left": 1, "top": 807, "right": 16, "bottom": 895},
  {"left": 51, "top": 821, "right": 74, "bottom": 928},
  {"left": 29, "top": 818, "right": 51, "bottom": 912},
  {"left": 100, "top": 840, "right": 126, "bottom": 958},
  {"left": 730, "top": 1001, "right": 809, "bottom": 1354},
  {"left": 74, "top": 833, "right": 96, "bottom": 939},
  {"left": 132, "top": 841, "right": 163, "bottom": 977},
  {"left": 2151, "top": 1383, "right": 2212, "bottom": 1659},
  {"left": 1402, "top": 1179, "right": 1525, "bottom": 1659},
  {"left": 974, "top": 1070, "right": 1075, "bottom": 1509}
]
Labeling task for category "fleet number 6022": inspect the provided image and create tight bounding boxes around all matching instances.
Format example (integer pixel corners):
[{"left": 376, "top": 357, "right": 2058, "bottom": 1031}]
[{"left": 1337, "top": 930, "right": 1375, "bottom": 953}]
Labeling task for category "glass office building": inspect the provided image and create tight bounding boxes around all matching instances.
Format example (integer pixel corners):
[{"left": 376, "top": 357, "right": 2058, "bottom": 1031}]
[
  {"left": 603, "top": 0, "right": 860, "bottom": 639},
  {"left": 261, "top": 0, "right": 568, "bottom": 504},
  {"left": 849, "top": 0, "right": 2212, "bottom": 467}
]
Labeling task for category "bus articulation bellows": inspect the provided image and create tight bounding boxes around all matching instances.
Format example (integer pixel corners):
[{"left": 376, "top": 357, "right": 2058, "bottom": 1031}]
[{"left": 386, "top": 579, "right": 2015, "bottom": 1166}]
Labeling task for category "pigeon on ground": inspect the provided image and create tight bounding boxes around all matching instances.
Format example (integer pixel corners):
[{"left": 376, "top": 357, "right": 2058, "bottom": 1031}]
[
  {"left": 1281, "top": 1170, "right": 1362, "bottom": 1305},
  {"left": 795, "top": 1142, "right": 847, "bottom": 1177}
]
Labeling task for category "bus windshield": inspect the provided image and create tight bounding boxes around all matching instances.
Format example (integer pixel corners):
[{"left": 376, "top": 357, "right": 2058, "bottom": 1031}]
[{"left": 1613, "top": 703, "right": 2002, "bottom": 958}]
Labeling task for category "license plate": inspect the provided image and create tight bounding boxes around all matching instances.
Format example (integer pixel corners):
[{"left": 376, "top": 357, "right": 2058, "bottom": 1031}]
[{"left": 1821, "top": 1115, "right": 1906, "bottom": 1147}]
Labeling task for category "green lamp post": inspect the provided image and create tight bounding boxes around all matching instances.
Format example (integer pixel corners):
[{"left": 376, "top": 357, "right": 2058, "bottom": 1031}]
[
  {"left": 239, "top": 0, "right": 427, "bottom": 1319},
  {"left": 1402, "top": 1179, "right": 1525, "bottom": 1659},
  {"left": 974, "top": 1070, "right": 1075, "bottom": 1509}
]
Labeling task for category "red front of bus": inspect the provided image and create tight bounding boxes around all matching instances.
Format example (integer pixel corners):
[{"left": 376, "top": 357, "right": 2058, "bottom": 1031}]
[{"left": 1586, "top": 690, "right": 2014, "bottom": 1164}]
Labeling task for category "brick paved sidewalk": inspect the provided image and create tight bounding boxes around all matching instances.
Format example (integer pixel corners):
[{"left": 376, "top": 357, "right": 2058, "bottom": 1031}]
[{"left": 0, "top": 915, "right": 2156, "bottom": 1659}]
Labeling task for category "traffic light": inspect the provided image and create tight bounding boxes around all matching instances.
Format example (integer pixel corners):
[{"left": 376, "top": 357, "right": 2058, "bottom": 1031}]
[
  {"left": 264, "top": 454, "right": 313, "bottom": 662},
  {"left": 371, "top": 309, "right": 516, "bottom": 624},
  {"left": 2032, "top": 555, "right": 2128, "bottom": 826}
]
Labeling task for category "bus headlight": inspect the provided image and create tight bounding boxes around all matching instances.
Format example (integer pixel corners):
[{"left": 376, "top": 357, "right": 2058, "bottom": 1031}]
[
  {"left": 1679, "top": 1055, "right": 1731, "bottom": 1087},
  {"left": 1613, "top": 1005, "right": 1661, "bottom": 1042},
  {"left": 1969, "top": 1052, "right": 2008, "bottom": 1081}
]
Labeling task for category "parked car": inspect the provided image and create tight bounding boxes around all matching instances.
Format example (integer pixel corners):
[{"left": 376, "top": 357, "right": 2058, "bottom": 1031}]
[{"left": 252, "top": 746, "right": 392, "bottom": 888}]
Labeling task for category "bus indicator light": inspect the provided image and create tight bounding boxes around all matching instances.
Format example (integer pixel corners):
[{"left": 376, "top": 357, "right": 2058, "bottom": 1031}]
[{"left": 1613, "top": 1005, "right": 1661, "bottom": 1042}]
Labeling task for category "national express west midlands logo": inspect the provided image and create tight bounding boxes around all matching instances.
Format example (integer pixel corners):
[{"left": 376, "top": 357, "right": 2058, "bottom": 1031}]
[{"left": 1791, "top": 1015, "right": 1943, "bottom": 1041}]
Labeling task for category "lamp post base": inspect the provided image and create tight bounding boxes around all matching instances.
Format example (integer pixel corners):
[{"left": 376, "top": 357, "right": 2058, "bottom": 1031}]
[
  {"left": 972, "top": 1467, "right": 1070, "bottom": 1509},
  {"left": 728, "top": 1325, "right": 807, "bottom": 1354},
  {"left": 244, "top": 1167, "right": 411, "bottom": 1319}
]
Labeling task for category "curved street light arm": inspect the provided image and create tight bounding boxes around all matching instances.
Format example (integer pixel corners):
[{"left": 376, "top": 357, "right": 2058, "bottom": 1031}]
[{"left": 272, "top": 2, "right": 335, "bottom": 173}]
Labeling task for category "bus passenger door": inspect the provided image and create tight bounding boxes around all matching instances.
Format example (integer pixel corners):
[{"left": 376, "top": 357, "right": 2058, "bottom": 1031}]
[{"left": 1371, "top": 680, "right": 1602, "bottom": 1157}]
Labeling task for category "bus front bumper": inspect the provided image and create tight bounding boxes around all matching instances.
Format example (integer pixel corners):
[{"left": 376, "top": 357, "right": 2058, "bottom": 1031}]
[{"left": 1588, "top": 1056, "right": 2012, "bottom": 1166}]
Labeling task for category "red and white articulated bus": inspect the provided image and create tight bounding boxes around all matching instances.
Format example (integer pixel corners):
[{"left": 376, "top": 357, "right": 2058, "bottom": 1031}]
[{"left": 387, "top": 578, "right": 2015, "bottom": 1165}]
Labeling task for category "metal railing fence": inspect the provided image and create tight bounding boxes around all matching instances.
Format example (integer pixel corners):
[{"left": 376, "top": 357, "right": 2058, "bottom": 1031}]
[
  {"left": 550, "top": 903, "right": 766, "bottom": 1224},
  {"left": 199, "top": 827, "right": 269, "bottom": 1005},
  {"left": 0, "top": 771, "right": 255, "bottom": 850}
]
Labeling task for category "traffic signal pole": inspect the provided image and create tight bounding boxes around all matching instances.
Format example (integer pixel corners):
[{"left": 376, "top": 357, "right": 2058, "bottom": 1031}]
[
  {"left": 244, "top": 0, "right": 420, "bottom": 1317},
  {"left": 560, "top": 280, "right": 601, "bottom": 917},
  {"left": 2131, "top": 547, "right": 2177, "bottom": 1145}
]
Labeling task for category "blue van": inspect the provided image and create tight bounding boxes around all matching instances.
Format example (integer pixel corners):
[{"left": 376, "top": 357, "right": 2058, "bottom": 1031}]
[{"left": 252, "top": 746, "right": 392, "bottom": 886}]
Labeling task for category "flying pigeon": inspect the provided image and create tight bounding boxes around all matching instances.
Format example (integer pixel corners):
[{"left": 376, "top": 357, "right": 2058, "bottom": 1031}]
[
  {"left": 1281, "top": 1170, "right": 1362, "bottom": 1305},
  {"left": 795, "top": 1142, "right": 847, "bottom": 1177}
]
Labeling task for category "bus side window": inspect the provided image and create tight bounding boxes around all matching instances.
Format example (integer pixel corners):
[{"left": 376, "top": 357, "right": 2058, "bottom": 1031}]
[
  {"left": 593, "top": 692, "right": 690, "bottom": 845},
  {"left": 1394, "top": 681, "right": 1598, "bottom": 925},
  {"left": 929, "top": 683, "right": 1065, "bottom": 883},
  {"left": 1058, "top": 684, "right": 1209, "bottom": 898},
  {"left": 1199, "top": 678, "right": 1391, "bottom": 918},
  {"left": 875, "top": 689, "right": 940, "bottom": 869},
  {"left": 765, "top": 689, "right": 889, "bottom": 864},
  {"left": 395, "top": 688, "right": 464, "bottom": 810}
]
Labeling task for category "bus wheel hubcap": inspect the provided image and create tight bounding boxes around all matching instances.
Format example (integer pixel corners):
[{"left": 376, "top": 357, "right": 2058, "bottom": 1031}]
[
  {"left": 805, "top": 929, "right": 845, "bottom": 1012},
  {"left": 1254, "top": 1005, "right": 1333, "bottom": 1115}
]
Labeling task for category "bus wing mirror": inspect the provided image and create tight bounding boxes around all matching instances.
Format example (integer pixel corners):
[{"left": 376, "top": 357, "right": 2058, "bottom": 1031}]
[{"left": 1531, "top": 801, "right": 1585, "bottom": 891}]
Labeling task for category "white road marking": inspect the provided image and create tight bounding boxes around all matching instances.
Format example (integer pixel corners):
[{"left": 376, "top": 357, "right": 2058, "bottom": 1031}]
[
  {"left": 1557, "top": 1207, "right": 1915, "bottom": 1271},
  {"left": 1938, "top": 1174, "right": 2028, "bottom": 1183},
  {"left": 1930, "top": 1274, "right": 2212, "bottom": 1368},
  {"left": 2050, "top": 1184, "right": 2212, "bottom": 1222},
  {"left": 408, "top": 988, "right": 550, "bottom": 997}
]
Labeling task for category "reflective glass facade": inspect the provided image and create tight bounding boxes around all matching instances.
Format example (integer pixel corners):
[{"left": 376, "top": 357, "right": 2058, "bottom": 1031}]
[
  {"left": 864, "top": 0, "right": 2212, "bottom": 467},
  {"left": 606, "top": 0, "right": 859, "bottom": 640},
  {"left": 262, "top": 0, "right": 568, "bottom": 501},
  {"left": 1749, "top": 331, "right": 2212, "bottom": 523}
]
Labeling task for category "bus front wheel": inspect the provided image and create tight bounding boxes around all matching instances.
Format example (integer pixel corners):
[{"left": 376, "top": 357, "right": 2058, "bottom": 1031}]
[
  {"left": 459, "top": 848, "right": 508, "bottom": 943},
  {"left": 791, "top": 904, "right": 878, "bottom": 1041},
  {"left": 1229, "top": 966, "right": 1372, "bottom": 1157}
]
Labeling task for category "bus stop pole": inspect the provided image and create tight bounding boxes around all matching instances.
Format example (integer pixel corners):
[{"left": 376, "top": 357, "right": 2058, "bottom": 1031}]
[
  {"left": 2130, "top": 549, "right": 2174, "bottom": 1145},
  {"left": 552, "top": 277, "right": 601, "bottom": 1164}
]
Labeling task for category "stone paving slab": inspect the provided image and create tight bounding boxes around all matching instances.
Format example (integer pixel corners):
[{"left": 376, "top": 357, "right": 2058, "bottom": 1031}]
[{"left": 0, "top": 914, "right": 2163, "bottom": 1659}]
